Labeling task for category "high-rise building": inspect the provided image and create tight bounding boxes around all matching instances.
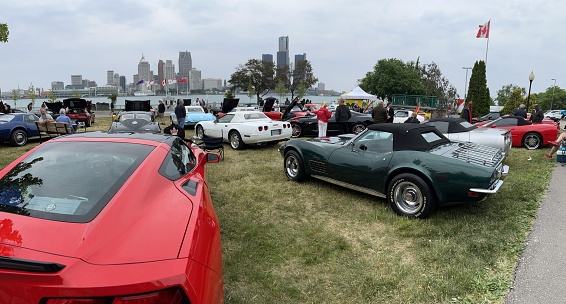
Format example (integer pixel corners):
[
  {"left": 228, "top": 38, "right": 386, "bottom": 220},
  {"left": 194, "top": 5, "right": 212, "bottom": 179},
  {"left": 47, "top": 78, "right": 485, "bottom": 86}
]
[
  {"left": 277, "top": 36, "right": 290, "bottom": 70},
  {"left": 107, "top": 71, "right": 114, "bottom": 85},
  {"left": 71, "top": 75, "right": 82, "bottom": 86},
  {"left": 157, "top": 60, "right": 165, "bottom": 85},
  {"left": 189, "top": 68, "right": 202, "bottom": 91},
  {"left": 119, "top": 76, "right": 126, "bottom": 91},
  {"left": 294, "top": 53, "right": 306, "bottom": 68},
  {"left": 164, "top": 60, "right": 176, "bottom": 82},
  {"left": 179, "top": 51, "right": 192, "bottom": 93},
  {"left": 262, "top": 54, "right": 273, "bottom": 63},
  {"left": 203, "top": 78, "right": 223, "bottom": 91},
  {"left": 137, "top": 54, "right": 151, "bottom": 87},
  {"left": 51, "top": 81, "right": 64, "bottom": 90}
]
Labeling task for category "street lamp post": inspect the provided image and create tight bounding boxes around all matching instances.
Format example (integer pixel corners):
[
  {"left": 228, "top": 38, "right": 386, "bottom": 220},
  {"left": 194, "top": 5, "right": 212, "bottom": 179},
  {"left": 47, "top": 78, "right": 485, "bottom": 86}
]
[
  {"left": 526, "top": 71, "right": 535, "bottom": 113},
  {"left": 551, "top": 78, "right": 557, "bottom": 110},
  {"left": 462, "top": 67, "right": 472, "bottom": 99}
]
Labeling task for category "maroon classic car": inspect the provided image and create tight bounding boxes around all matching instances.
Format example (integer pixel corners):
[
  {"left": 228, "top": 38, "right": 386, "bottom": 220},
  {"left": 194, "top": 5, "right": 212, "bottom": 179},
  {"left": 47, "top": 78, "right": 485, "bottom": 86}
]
[{"left": 63, "top": 98, "right": 96, "bottom": 127}]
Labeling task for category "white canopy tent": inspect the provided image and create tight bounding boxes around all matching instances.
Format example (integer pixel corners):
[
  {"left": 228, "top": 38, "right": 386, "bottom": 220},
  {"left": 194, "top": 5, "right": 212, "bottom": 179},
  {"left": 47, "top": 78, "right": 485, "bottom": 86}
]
[{"left": 341, "top": 86, "right": 377, "bottom": 100}]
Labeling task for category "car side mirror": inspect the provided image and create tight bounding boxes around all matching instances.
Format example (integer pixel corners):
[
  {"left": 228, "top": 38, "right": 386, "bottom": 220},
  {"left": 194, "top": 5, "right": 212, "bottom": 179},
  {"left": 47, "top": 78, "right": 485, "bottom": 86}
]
[{"left": 206, "top": 152, "right": 221, "bottom": 163}]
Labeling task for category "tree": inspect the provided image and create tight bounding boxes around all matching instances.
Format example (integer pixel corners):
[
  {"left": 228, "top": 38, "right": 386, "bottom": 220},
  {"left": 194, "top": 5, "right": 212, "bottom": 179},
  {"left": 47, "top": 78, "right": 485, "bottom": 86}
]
[
  {"left": 494, "top": 84, "right": 525, "bottom": 106},
  {"left": 465, "top": 60, "right": 491, "bottom": 117},
  {"left": 11, "top": 89, "right": 18, "bottom": 109},
  {"left": 280, "top": 60, "right": 318, "bottom": 101},
  {"left": 360, "top": 58, "right": 425, "bottom": 99},
  {"left": 246, "top": 80, "right": 256, "bottom": 103},
  {"left": 228, "top": 59, "right": 275, "bottom": 103},
  {"left": 533, "top": 86, "right": 566, "bottom": 111},
  {"left": 28, "top": 83, "right": 37, "bottom": 107},
  {"left": 275, "top": 80, "right": 287, "bottom": 103},
  {"left": 501, "top": 88, "right": 525, "bottom": 115},
  {"left": 107, "top": 93, "right": 117, "bottom": 112},
  {"left": 47, "top": 90, "right": 57, "bottom": 103},
  {"left": 418, "top": 62, "right": 458, "bottom": 108},
  {"left": 0, "top": 23, "right": 8, "bottom": 43}
]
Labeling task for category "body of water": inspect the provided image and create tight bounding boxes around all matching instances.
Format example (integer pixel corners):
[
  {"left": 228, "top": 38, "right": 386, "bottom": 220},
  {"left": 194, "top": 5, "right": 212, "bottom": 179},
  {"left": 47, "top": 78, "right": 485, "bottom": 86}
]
[{"left": 1, "top": 94, "right": 341, "bottom": 110}]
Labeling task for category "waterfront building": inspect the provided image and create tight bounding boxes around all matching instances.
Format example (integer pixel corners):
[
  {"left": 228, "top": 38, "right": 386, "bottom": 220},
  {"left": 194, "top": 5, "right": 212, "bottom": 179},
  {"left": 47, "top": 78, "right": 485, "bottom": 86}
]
[
  {"left": 295, "top": 53, "right": 306, "bottom": 68},
  {"left": 189, "top": 68, "right": 203, "bottom": 91},
  {"left": 178, "top": 51, "right": 192, "bottom": 93},
  {"left": 136, "top": 54, "right": 151, "bottom": 87},
  {"left": 157, "top": 60, "right": 165, "bottom": 86},
  {"left": 51, "top": 81, "right": 64, "bottom": 90},
  {"left": 203, "top": 78, "right": 223, "bottom": 91},
  {"left": 119, "top": 76, "right": 126, "bottom": 92},
  {"left": 164, "top": 60, "right": 176, "bottom": 83},
  {"left": 71, "top": 75, "right": 82, "bottom": 86},
  {"left": 262, "top": 54, "right": 273, "bottom": 64},
  {"left": 277, "top": 36, "right": 290, "bottom": 70},
  {"left": 107, "top": 70, "right": 114, "bottom": 85}
]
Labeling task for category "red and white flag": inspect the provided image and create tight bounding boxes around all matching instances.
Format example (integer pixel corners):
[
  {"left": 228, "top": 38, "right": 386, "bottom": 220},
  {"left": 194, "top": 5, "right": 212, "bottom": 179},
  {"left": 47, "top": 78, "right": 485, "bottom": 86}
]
[
  {"left": 476, "top": 20, "right": 490, "bottom": 38},
  {"left": 161, "top": 79, "right": 166, "bottom": 86},
  {"left": 178, "top": 77, "right": 188, "bottom": 83}
]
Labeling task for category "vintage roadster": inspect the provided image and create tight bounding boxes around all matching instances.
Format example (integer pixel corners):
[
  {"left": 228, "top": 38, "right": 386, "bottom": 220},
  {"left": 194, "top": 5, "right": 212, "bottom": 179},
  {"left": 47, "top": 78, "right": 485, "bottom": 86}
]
[{"left": 279, "top": 123, "right": 509, "bottom": 218}]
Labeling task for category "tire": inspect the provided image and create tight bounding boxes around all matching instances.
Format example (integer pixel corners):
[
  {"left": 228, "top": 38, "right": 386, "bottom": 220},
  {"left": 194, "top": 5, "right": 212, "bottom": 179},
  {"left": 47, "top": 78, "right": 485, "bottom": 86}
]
[
  {"left": 522, "top": 132, "right": 542, "bottom": 150},
  {"left": 195, "top": 125, "right": 205, "bottom": 139},
  {"left": 388, "top": 173, "right": 435, "bottom": 218},
  {"left": 351, "top": 123, "right": 366, "bottom": 134},
  {"left": 229, "top": 130, "right": 245, "bottom": 150},
  {"left": 10, "top": 129, "right": 28, "bottom": 147},
  {"left": 284, "top": 150, "right": 307, "bottom": 181},
  {"left": 85, "top": 118, "right": 92, "bottom": 127},
  {"left": 291, "top": 123, "right": 302, "bottom": 137}
]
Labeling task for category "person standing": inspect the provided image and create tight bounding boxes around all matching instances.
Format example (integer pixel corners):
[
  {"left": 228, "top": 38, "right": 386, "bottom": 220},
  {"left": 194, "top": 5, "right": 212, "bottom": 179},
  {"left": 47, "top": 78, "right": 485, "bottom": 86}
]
[
  {"left": 461, "top": 101, "right": 473, "bottom": 123},
  {"left": 274, "top": 100, "right": 280, "bottom": 112},
  {"left": 530, "top": 104, "right": 543, "bottom": 123},
  {"left": 335, "top": 98, "right": 351, "bottom": 134},
  {"left": 386, "top": 101, "right": 394, "bottom": 123},
  {"left": 371, "top": 99, "right": 388, "bottom": 123},
  {"left": 157, "top": 99, "right": 166, "bottom": 125},
  {"left": 174, "top": 99, "right": 187, "bottom": 128},
  {"left": 317, "top": 102, "right": 332, "bottom": 137},
  {"left": 512, "top": 104, "right": 527, "bottom": 118}
]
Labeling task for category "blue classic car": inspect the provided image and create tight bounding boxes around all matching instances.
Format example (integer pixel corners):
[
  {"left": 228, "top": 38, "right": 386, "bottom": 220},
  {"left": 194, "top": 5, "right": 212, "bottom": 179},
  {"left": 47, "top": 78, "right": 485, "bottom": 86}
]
[
  {"left": 170, "top": 106, "right": 216, "bottom": 128},
  {"left": 279, "top": 123, "right": 509, "bottom": 218},
  {"left": 0, "top": 113, "right": 40, "bottom": 146}
]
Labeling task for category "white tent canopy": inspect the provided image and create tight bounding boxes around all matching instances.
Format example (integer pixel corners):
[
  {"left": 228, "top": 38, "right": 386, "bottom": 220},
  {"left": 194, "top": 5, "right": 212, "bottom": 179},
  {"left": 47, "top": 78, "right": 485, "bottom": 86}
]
[{"left": 341, "top": 86, "right": 377, "bottom": 101}]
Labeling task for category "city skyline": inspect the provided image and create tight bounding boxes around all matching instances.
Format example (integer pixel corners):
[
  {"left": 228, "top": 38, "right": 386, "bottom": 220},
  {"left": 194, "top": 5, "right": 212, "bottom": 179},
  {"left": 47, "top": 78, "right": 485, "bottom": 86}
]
[{"left": 1, "top": 0, "right": 564, "bottom": 98}]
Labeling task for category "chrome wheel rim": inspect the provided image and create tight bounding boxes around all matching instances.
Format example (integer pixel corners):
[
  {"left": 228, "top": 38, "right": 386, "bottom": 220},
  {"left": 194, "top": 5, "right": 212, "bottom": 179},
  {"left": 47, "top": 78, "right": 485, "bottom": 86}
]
[
  {"left": 292, "top": 125, "right": 301, "bottom": 137},
  {"left": 285, "top": 155, "right": 299, "bottom": 178},
  {"left": 196, "top": 126, "right": 204, "bottom": 139},
  {"left": 524, "top": 134, "right": 540, "bottom": 149},
  {"left": 230, "top": 133, "right": 240, "bottom": 149},
  {"left": 393, "top": 181, "right": 423, "bottom": 215},
  {"left": 352, "top": 125, "right": 365, "bottom": 134},
  {"left": 14, "top": 132, "right": 26, "bottom": 145}
]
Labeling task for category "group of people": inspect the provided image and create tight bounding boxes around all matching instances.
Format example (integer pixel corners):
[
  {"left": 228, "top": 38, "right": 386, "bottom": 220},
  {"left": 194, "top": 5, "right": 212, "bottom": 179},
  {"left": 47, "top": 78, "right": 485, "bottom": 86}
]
[
  {"left": 316, "top": 97, "right": 351, "bottom": 137},
  {"left": 0, "top": 101, "right": 12, "bottom": 114}
]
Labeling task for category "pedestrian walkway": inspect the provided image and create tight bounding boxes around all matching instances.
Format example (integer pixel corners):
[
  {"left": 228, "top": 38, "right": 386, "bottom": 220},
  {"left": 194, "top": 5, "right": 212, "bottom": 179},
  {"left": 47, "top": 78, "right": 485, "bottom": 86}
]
[{"left": 505, "top": 164, "right": 566, "bottom": 303}]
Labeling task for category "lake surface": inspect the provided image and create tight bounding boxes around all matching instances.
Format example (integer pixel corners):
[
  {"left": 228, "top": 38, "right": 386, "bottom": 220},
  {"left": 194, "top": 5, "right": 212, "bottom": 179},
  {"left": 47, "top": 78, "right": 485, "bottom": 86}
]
[{"left": 2, "top": 94, "right": 340, "bottom": 110}]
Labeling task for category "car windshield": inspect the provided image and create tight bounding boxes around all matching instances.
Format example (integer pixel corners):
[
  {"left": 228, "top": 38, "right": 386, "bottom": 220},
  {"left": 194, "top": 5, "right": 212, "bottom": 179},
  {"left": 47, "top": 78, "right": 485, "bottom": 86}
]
[
  {"left": 187, "top": 107, "right": 204, "bottom": 113},
  {"left": 0, "top": 114, "right": 15, "bottom": 122},
  {"left": 244, "top": 112, "right": 269, "bottom": 120},
  {"left": 0, "top": 142, "right": 153, "bottom": 223}
]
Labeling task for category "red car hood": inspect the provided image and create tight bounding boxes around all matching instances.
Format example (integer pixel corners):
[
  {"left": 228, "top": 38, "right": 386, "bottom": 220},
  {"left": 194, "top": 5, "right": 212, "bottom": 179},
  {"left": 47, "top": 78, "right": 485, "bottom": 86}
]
[{"left": 0, "top": 173, "right": 193, "bottom": 265}]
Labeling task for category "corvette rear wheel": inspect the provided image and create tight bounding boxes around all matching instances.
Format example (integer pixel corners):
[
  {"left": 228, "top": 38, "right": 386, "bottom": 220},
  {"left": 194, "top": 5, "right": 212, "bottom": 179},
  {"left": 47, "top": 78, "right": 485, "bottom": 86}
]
[
  {"left": 388, "top": 173, "right": 435, "bottom": 218},
  {"left": 291, "top": 123, "right": 302, "bottom": 137},
  {"left": 10, "top": 130, "right": 28, "bottom": 147},
  {"left": 284, "top": 150, "right": 307, "bottom": 181},
  {"left": 351, "top": 123, "right": 366, "bottom": 134},
  {"left": 229, "top": 130, "right": 245, "bottom": 150},
  {"left": 522, "top": 132, "right": 542, "bottom": 150}
]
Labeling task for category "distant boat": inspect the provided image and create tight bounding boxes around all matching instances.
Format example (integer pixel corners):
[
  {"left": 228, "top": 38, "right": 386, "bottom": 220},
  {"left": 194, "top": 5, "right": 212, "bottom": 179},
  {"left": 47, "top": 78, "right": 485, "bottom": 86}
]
[{"left": 133, "top": 91, "right": 155, "bottom": 96}]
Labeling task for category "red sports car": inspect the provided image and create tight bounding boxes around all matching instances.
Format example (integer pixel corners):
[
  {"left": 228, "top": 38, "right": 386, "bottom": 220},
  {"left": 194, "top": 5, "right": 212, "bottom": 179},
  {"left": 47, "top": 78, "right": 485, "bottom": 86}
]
[
  {"left": 477, "top": 115, "right": 558, "bottom": 149},
  {"left": 63, "top": 98, "right": 96, "bottom": 127},
  {"left": 0, "top": 132, "right": 224, "bottom": 303}
]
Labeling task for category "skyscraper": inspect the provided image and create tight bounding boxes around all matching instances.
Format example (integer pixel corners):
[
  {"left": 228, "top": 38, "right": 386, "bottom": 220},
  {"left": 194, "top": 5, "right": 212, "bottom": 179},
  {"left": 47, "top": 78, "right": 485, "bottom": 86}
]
[
  {"left": 107, "top": 70, "right": 114, "bottom": 85},
  {"left": 164, "top": 60, "right": 176, "bottom": 83},
  {"left": 262, "top": 54, "right": 273, "bottom": 64},
  {"left": 294, "top": 53, "right": 306, "bottom": 68},
  {"left": 179, "top": 51, "right": 192, "bottom": 93},
  {"left": 137, "top": 54, "right": 151, "bottom": 86},
  {"left": 189, "top": 68, "right": 202, "bottom": 91},
  {"left": 277, "top": 36, "right": 289, "bottom": 70},
  {"left": 157, "top": 60, "right": 165, "bottom": 85}
]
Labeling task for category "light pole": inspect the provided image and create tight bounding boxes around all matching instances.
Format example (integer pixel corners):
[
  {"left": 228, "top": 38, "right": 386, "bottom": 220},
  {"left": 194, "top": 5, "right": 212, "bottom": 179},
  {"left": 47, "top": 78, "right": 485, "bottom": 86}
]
[
  {"left": 551, "top": 78, "right": 557, "bottom": 110},
  {"left": 462, "top": 67, "right": 472, "bottom": 99},
  {"left": 526, "top": 71, "right": 535, "bottom": 113}
]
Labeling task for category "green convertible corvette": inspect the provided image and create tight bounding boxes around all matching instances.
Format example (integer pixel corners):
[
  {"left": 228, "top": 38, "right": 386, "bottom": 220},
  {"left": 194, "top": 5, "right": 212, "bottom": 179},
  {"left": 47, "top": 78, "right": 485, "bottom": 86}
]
[{"left": 279, "top": 123, "right": 509, "bottom": 218}]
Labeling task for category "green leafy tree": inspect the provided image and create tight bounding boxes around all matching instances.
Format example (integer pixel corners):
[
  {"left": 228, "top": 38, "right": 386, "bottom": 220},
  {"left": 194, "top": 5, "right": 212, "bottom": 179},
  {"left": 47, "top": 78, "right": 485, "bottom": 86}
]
[
  {"left": 279, "top": 60, "right": 318, "bottom": 101},
  {"left": 494, "top": 84, "right": 525, "bottom": 106},
  {"left": 501, "top": 88, "right": 525, "bottom": 115},
  {"left": 28, "top": 83, "right": 37, "bottom": 107},
  {"left": 246, "top": 80, "right": 256, "bottom": 103},
  {"left": 533, "top": 86, "right": 566, "bottom": 111},
  {"left": 418, "top": 62, "right": 458, "bottom": 108},
  {"left": 0, "top": 23, "right": 8, "bottom": 43},
  {"left": 228, "top": 59, "right": 275, "bottom": 101},
  {"left": 11, "top": 89, "right": 18, "bottom": 109},
  {"left": 465, "top": 60, "right": 491, "bottom": 117},
  {"left": 360, "top": 58, "right": 425, "bottom": 99},
  {"left": 275, "top": 80, "right": 287, "bottom": 103},
  {"left": 47, "top": 90, "right": 57, "bottom": 103},
  {"left": 107, "top": 93, "right": 117, "bottom": 111},
  {"left": 73, "top": 91, "right": 80, "bottom": 98}
]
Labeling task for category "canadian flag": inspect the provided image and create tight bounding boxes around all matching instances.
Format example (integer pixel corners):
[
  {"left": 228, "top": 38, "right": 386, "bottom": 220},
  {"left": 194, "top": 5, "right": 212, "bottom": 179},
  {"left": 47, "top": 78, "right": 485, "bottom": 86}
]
[
  {"left": 168, "top": 79, "right": 177, "bottom": 85},
  {"left": 161, "top": 79, "right": 166, "bottom": 86},
  {"left": 476, "top": 20, "right": 490, "bottom": 38}
]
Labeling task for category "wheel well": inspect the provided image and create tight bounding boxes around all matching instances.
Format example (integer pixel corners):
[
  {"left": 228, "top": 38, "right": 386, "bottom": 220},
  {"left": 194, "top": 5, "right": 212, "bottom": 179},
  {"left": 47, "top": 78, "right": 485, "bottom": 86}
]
[
  {"left": 385, "top": 168, "right": 442, "bottom": 203},
  {"left": 521, "top": 131, "right": 542, "bottom": 142},
  {"left": 11, "top": 127, "right": 27, "bottom": 136}
]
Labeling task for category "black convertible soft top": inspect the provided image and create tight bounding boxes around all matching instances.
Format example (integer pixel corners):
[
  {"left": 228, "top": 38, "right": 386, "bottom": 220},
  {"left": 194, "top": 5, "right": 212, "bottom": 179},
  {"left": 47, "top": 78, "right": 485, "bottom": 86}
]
[
  {"left": 426, "top": 117, "right": 477, "bottom": 133},
  {"left": 366, "top": 123, "right": 450, "bottom": 151}
]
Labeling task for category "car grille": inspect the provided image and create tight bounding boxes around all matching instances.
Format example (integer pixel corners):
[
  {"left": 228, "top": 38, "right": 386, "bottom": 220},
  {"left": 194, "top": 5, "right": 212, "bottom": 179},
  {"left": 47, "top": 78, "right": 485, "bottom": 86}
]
[
  {"left": 309, "top": 160, "right": 327, "bottom": 173},
  {"left": 451, "top": 142, "right": 504, "bottom": 167}
]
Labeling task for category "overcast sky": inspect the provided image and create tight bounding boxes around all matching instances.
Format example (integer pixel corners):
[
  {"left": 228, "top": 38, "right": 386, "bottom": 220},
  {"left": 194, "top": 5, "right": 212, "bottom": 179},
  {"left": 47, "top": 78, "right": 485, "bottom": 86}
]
[{"left": 1, "top": 0, "right": 563, "bottom": 98}]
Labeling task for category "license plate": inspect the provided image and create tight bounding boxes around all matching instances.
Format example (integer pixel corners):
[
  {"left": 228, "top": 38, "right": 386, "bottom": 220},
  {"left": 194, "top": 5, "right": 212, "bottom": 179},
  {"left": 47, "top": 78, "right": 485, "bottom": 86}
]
[{"left": 271, "top": 129, "right": 281, "bottom": 136}]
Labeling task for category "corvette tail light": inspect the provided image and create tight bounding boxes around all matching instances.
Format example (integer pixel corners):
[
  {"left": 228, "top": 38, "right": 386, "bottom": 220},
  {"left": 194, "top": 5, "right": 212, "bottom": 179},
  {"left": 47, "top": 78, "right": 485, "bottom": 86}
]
[
  {"left": 258, "top": 126, "right": 263, "bottom": 131},
  {"left": 264, "top": 125, "right": 269, "bottom": 131},
  {"left": 44, "top": 288, "right": 188, "bottom": 304}
]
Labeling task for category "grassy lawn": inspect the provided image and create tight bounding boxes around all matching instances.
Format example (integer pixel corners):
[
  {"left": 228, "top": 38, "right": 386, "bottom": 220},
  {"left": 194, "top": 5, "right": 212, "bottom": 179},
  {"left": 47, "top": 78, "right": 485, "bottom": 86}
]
[{"left": 0, "top": 118, "right": 557, "bottom": 303}]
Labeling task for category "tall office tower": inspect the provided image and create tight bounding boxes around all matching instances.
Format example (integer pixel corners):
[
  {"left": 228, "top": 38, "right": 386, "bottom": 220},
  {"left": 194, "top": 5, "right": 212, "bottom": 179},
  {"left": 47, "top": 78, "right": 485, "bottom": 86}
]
[
  {"left": 51, "top": 81, "right": 64, "bottom": 90},
  {"left": 178, "top": 51, "right": 192, "bottom": 93},
  {"left": 107, "top": 71, "right": 114, "bottom": 85},
  {"left": 294, "top": 53, "right": 306, "bottom": 68},
  {"left": 189, "top": 68, "right": 202, "bottom": 91},
  {"left": 119, "top": 76, "right": 126, "bottom": 91},
  {"left": 164, "top": 60, "right": 176, "bottom": 83},
  {"left": 277, "top": 36, "right": 289, "bottom": 70},
  {"left": 113, "top": 73, "right": 120, "bottom": 87},
  {"left": 318, "top": 82, "right": 325, "bottom": 91},
  {"left": 203, "top": 78, "right": 223, "bottom": 91},
  {"left": 157, "top": 60, "right": 165, "bottom": 85},
  {"left": 71, "top": 75, "right": 82, "bottom": 86},
  {"left": 137, "top": 54, "right": 151, "bottom": 84},
  {"left": 262, "top": 54, "right": 273, "bottom": 64}
]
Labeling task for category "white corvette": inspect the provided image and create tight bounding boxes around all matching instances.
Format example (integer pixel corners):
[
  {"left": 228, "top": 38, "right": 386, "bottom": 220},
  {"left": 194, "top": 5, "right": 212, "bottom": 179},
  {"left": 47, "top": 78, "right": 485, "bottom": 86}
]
[{"left": 195, "top": 111, "right": 292, "bottom": 150}]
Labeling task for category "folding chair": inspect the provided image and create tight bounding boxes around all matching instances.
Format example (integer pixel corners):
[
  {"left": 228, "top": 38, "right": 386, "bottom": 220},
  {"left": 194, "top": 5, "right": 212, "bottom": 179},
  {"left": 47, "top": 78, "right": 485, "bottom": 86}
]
[{"left": 199, "top": 131, "right": 224, "bottom": 160}]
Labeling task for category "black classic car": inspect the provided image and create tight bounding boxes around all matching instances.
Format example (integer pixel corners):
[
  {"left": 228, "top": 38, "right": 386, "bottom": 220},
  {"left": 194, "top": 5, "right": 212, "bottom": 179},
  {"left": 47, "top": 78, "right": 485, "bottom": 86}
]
[
  {"left": 279, "top": 123, "right": 509, "bottom": 218},
  {"left": 108, "top": 111, "right": 161, "bottom": 134},
  {"left": 289, "top": 110, "right": 374, "bottom": 137}
]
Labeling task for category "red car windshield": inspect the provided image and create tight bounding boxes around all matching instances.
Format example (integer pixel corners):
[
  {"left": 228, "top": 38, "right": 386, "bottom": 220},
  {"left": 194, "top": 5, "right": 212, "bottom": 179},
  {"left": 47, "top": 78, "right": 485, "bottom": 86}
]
[{"left": 0, "top": 142, "right": 153, "bottom": 223}]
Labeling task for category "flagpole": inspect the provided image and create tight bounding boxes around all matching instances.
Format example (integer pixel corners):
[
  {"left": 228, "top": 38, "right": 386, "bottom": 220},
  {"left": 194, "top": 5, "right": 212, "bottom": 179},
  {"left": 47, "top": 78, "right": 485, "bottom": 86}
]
[{"left": 485, "top": 19, "right": 490, "bottom": 64}]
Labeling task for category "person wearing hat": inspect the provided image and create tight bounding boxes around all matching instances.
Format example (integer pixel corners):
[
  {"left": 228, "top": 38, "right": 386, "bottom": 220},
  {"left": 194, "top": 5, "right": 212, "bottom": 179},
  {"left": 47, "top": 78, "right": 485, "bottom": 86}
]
[{"left": 461, "top": 101, "right": 473, "bottom": 123}]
